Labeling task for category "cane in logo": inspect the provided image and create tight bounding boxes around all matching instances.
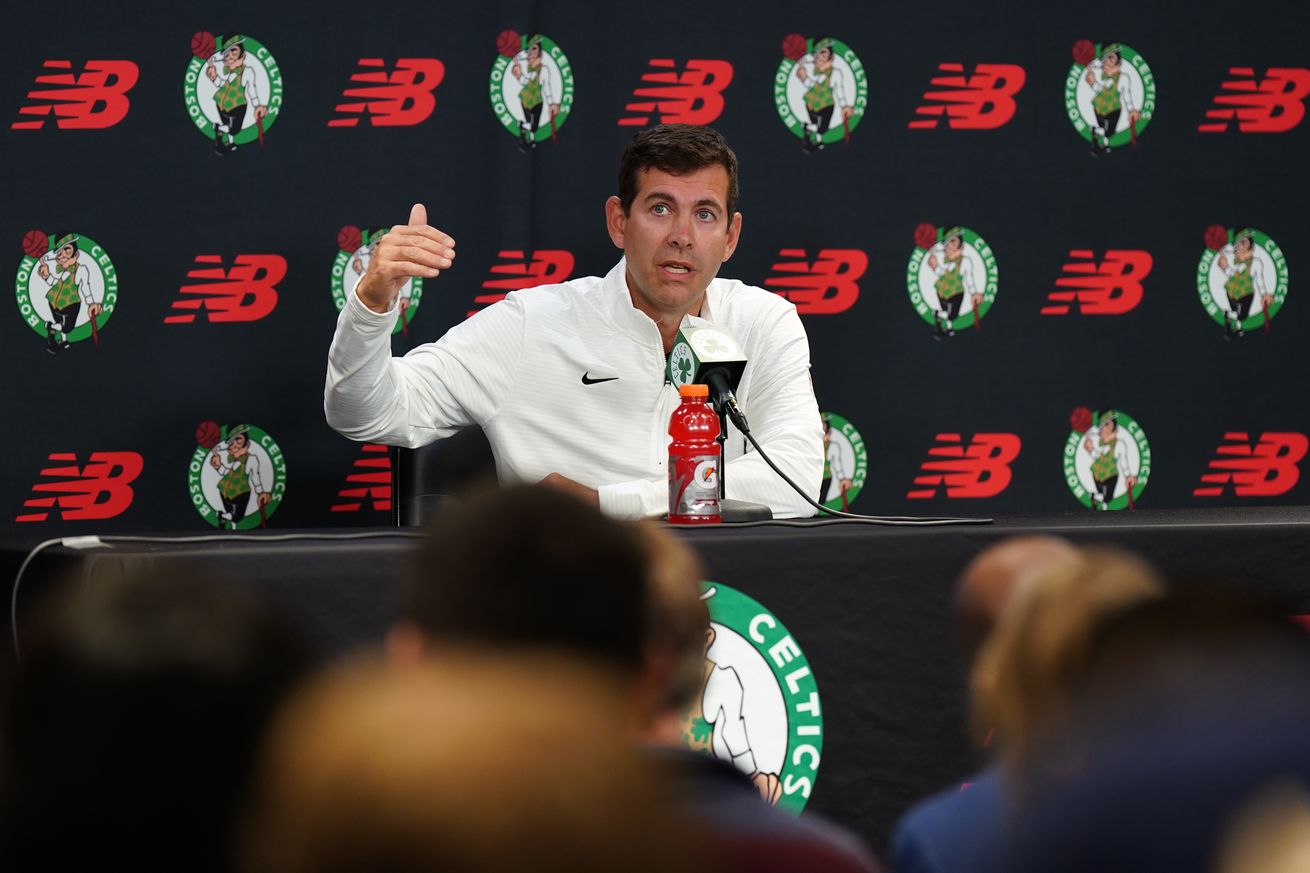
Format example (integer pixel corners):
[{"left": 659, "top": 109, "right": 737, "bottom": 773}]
[
  {"left": 820, "top": 412, "right": 868, "bottom": 512},
  {"left": 189, "top": 421, "right": 287, "bottom": 529},
  {"left": 1066, "top": 40, "right": 1155, "bottom": 155},
  {"left": 684, "top": 582, "right": 823, "bottom": 812},
  {"left": 775, "top": 34, "right": 867, "bottom": 152},
  {"left": 490, "top": 30, "right": 574, "bottom": 151},
  {"left": 1197, "top": 225, "right": 1288, "bottom": 338},
  {"left": 1063, "top": 407, "right": 1150, "bottom": 511},
  {"left": 907, "top": 223, "right": 998, "bottom": 339},
  {"left": 184, "top": 31, "right": 283, "bottom": 154},
  {"left": 15, "top": 229, "right": 117, "bottom": 354},
  {"left": 331, "top": 226, "right": 424, "bottom": 336}
]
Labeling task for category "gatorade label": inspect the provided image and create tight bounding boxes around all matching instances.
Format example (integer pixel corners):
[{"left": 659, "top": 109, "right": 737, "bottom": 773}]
[{"left": 670, "top": 453, "right": 720, "bottom": 517}]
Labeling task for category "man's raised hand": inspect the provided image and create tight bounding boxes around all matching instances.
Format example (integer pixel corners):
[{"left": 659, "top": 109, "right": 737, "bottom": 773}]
[{"left": 354, "top": 203, "right": 456, "bottom": 313}]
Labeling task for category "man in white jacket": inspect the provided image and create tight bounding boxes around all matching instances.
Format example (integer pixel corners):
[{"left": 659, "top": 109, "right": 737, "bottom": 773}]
[{"left": 325, "top": 125, "right": 823, "bottom": 519}]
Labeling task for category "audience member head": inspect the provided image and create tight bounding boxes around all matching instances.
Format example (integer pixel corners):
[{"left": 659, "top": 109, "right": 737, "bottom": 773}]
[
  {"left": 969, "top": 545, "right": 1165, "bottom": 769},
  {"left": 954, "top": 536, "right": 1082, "bottom": 666},
  {"left": 243, "top": 656, "right": 705, "bottom": 873},
  {"left": 394, "top": 484, "right": 649, "bottom": 676},
  {"left": 0, "top": 570, "right": 312, "bottom": 873}
]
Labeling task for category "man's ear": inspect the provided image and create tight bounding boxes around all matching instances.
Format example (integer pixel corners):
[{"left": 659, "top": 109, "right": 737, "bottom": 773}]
[
  {"left": 605, "top": 196, "right": 627, "bottom": 250},
  {"left": 723, "top": 212, "right": 743, "bottom": 261},
  {"left": 385, "top": 620, "right": 427, "bottom": 665}
]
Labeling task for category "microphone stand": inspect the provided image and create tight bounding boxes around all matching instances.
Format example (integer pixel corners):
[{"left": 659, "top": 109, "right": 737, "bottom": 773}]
[{"left": 706, "top": 375, "right": 771, "bottom": 522}]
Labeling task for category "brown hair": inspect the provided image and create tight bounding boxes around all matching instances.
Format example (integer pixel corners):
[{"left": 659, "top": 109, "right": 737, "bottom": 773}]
[{"left": 617, "top": 124, "right": 740, "bottom": 217}]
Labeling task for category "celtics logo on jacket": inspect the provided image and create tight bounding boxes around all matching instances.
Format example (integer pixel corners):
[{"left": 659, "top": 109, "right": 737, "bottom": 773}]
[
  {"left": 15, "top": 229, "right": 117, "bottom": 354},
  {"left": 331, "top": 225, "right": 424, "bottom": 336},
  {"left": 189, "top": 421, "right": 287, "bottom": 529},
  {"left": 908, "top": 223, "right": 998, "bottom": 339},
  {"left": 1063, "top": 407, "right": 1150, "bottom": 511},
  {"left": 820, "top": 412, "right": 868, "bottom": 512},
  {"left": 1066, "top": 40, "right": 1155, "bottom": 155},
  {"left": 1197, "top": 225, "right": 1289, "bottom": 338},
  {"left": 682, "top": 582, "right": 823, "bottom": 813},
  {"left": 184, "top": 32, "right": 283, "bottom": 154},
  {"left": 775, "top": 34, "right": 867, "bottom": 152},
  {"left": 490, "top": 30, "right": 574, "bottom": 151}
]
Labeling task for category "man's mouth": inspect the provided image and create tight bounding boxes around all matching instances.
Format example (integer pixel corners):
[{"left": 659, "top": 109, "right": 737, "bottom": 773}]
[{"left": 660, "top": 260, "right": 693, "bottom": 275}]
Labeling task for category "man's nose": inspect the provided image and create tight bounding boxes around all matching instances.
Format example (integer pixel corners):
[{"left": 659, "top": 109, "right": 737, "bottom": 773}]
[{"left": 667, "top": 212, "right": 694, "bottom": 248}]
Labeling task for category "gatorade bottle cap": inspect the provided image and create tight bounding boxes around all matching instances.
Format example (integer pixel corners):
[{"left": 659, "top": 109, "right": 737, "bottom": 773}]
[{"left": 678, "top": 383, "right": 709, "bottom": 398}]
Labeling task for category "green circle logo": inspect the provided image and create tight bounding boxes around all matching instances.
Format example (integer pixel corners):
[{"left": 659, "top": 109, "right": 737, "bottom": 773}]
[
  {"left": 489, "top": 31, "right": 575, "bottom": 148},
  {"left": 669, "top": 341, "right": 695, "bottom": 387},
  {"left": 907, "top": 225, "right": 998, "bottom": 337},
  {"left": 188, "top": 422, "right": 288, "bottom": 529},
  {"left": 774, "top": 35, "right": 868, "bottom": 150},
  {"left": 15, "top": 231, "right": 118, "bottom": 351},
  {"left": 1196, "top": 227, "right": 1289, "bottom": 336},
  {"left": 682, "top": 582, "right": 823, "bottom": 813},
  {"left": 331, "top": 226, "right": 424, "bottom": 336},
  {"left": 1062, "top": 408, "right": 1150, "bottom": 511},
  {"left": 184, "top": 33, "right": 284, "bottom": 151},
  {"left": 1064, "top": 42, "right": 1156, "bottom": 152},
  {"left": 821, "top": 412, "right": 868, "bottom": 512}
]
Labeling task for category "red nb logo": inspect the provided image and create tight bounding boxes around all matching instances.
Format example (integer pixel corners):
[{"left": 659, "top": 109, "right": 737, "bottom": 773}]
[
  {"left": 1199, "top": 67, "right": 1310, "bottom": 133},
  {"left": 12, "top": 60, "right": 139, "bottom": 130},
  {"left": 16, "top": 452, "right": 143, "bottom": 522},
  {"left": 328, "top": 58, "right": 445, "bottom": 127},
  {"left": 1193, "top": 433, "right": 1308, "bottom": 497},
  {"left": 1042, "top": 250, "right": 1152, "bottom": 315},
  {"left": 331, "top": 444, "right": 393, "bottom": 513},
  {"left": 618, "top": 59, "right": 733, "bottom": 126},
  {"left": 908, "top": 63, "right": 1025, "bottom": 129},
  {"left": 907, "top": 434, "right": 1021, "bottom": 499},
  {"left": 763, "top": 249, "right": 867, "bottom": 315},
  {"left": 469, "top": 249, "right": 575, "bottom": 316},
  {"left": 165, "top": 255, "right": 287, "bottom": 324}
]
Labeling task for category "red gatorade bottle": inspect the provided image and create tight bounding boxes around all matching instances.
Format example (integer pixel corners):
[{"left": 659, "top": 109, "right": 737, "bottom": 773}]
[{"left": 668, "top": 384, "right": 722, "bottom": 524}]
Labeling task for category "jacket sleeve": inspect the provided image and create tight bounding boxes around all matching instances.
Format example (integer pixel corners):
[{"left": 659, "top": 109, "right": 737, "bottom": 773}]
[{"left": 324, "top": 288, "right": 525, "bottom": 447}]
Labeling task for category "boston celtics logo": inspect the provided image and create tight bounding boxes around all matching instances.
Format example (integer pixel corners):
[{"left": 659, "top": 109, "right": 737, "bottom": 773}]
[
  {"left": 908, "top": 223, "right": 998, "bottom": 339},
  {"left": 15, "top": 229, "right": 117, "bottom": 354},
  {"left": 184, "top": 31, "right": 283, "bottom": 154},
  {"left": 683, "top": 582, "right": 823, "bottom": 813},
  {"left": 1063, "top": 407, "right": 1150, "bottom": 511},
  {"left": 189, "top": 421, "right": 287, "bottom": 529},
  {"left": 1198, "top": 225, "right": 1288, "bottom": 338},
  {"left": 821, "top": 412, "right": 868, "bottom": 512},
  {"left": 1066, "top": 40, "right": 1155, "bottom": 155},
  {"left": 332, "top": 225, "right": 424, "bottom": 336},
  {"left": 775, "top": 34, "right": 867, "bottom": 152},
  {"left": 490, "top": 30, "right": 574, "bottom": 152}
]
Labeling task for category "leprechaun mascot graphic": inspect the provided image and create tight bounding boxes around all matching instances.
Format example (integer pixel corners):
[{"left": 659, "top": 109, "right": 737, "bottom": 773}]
[
  {"left": 208, "top": 423, "right": 272, "bottom": 528},
  {"left": 34, "top": 232, "right": 101, "bottom": 354},
  {"left": 205, "top": 34, "right": 268, "bottom": 154}
]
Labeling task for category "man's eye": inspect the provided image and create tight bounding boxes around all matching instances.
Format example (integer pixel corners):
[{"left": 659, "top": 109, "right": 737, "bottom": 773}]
[
  {"left": 697, "top": 210, "right": 715, "bottom": 221},
  {"left": 652, "top": 204, "right": 669, "bottom": 215}
]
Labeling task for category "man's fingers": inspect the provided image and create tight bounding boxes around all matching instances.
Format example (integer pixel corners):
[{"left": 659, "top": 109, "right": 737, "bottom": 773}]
[
  {"left": 385, "top": 232, "right": 454, "bottom": 261},
  {"left": 388, "top": 224, "right": 456, "bottom": 251},
  {"left": 380, "top": 260, "right": 442, "bottom": 279},
  {"left": 408, "top": 203, "right": 427, "bottom": 227},
  {"left": 386, "top": 244, "right": 448, "bottom": 270}
]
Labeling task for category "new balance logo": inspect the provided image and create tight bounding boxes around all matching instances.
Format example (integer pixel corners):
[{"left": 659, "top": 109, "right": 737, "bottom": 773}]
[
  {"left": 165, "top": 255, "right": 287, "bottom": 324},
  {"left": 1193, "top": 432, "right": 1308, "bottom": 497},
  {"left": 908, "top": 63, "right": 1025, "bottom": 129},
  {"left": 328, "top": 58, "right": 445, "bottom": 127},
  {"left": 618, "top": 59, "right": 733, "bottom": 126},
  {"left": 907, "top": 433, "right": 1021, "bottom": 499},
  {"left": 763, "top": 249, "right": 867, "bottom": 315},
  {"left": 12, "top": 60, "right": 139, "bottom": 130},
  {"left": 1042, "top": 250, "right": 1152, "bottom": 315},
  {"left": 469, "top": 249, "right": 575, "bottom": 316},
  {"left": 1199, "top": 67, "right": 1310, "bottom": 133},
  {"left": 331, "top": 444, "right": 393, "bottom": 513},
  {"left": 16, "top": 451, "right": 143, "bottom": 522}
]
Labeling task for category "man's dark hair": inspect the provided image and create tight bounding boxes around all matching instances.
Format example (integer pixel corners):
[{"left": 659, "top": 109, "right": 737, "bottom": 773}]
[
  {"left": 404, "top": 484, "right": 649, "bottom": 670},
  {"left": 0, "top": 571, "right": 312, "bottom": 873},
  {"left": 618, "top": 124, "right": 740, "bottom": 218}
]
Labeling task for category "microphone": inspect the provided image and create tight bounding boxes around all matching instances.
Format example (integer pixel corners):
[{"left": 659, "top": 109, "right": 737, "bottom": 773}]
[{"left": 665, "top": 324, "right": 750, "bottom": 432}]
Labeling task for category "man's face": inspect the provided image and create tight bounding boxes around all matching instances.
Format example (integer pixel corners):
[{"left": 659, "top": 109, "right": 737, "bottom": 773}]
[
  {"left": 606, "top": 165, "right": 742, "bottom": 320},
  {"left": 1098, "top": 420, "right": 1116, "bottom": 442},
  {"left": 223, "top": 45, "right": 243, "bottom": 70},
  {"left": 1236, "top": 238, "right": 1254, "bottom": 260},
  {"left": 55, "top": 244, "right": 77, "bottom": 270},
  {"left": 230, "top": 434, "right": 249, "bottom": 457},
  {"left": 528, "top": 43, "right": 541, "bottom": 64},
  {"left": 816, "top": 47, "right": 833, "bottom": 71},
  {"left": 945, "top": 237, "right": 963, "bottom": 258},
  {"left": 1102, "top": 53, "right": 1120, "bottom": 76}
]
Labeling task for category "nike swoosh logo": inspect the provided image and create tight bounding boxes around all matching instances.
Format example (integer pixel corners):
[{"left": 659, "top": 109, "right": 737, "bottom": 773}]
[{"left": 581, "top": 372, "right": 619, "bottom": 385}]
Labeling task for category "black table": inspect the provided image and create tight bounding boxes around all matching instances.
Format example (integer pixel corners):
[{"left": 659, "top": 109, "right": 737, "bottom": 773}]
[{"left": 7, "top": 506, "right": 1310, "bottom": 852}]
